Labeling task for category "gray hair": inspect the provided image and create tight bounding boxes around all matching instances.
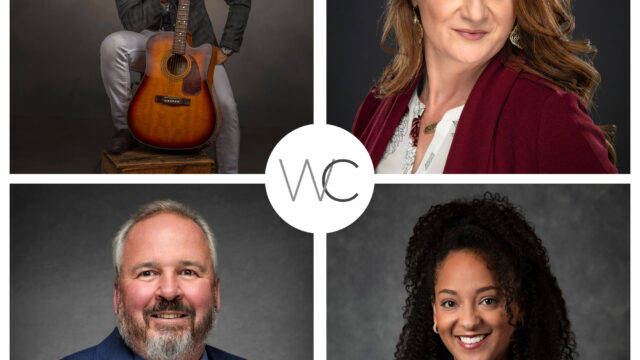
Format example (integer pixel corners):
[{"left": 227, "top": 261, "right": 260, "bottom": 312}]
[{"left": 112, "top": 200, "right": 217, "bottom": 284}]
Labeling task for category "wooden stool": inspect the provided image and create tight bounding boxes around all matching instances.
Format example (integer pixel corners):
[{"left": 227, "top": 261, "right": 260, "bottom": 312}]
[{"left": 101, "top": 147, "right": 216, "bottom": 174}]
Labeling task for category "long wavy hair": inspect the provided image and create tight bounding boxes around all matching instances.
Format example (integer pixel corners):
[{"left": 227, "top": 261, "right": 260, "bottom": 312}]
[
  {"left": 395, "top": 193, "right": 576, "bottom": 360},
  {"left": 378, "top": 0, "right": 600, "bottom": 110}
]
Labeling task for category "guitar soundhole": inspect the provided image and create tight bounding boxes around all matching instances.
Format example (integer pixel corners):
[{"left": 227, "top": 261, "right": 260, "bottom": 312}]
[{"left": 166, "top": 54, "right": 188, "bottom": 76}]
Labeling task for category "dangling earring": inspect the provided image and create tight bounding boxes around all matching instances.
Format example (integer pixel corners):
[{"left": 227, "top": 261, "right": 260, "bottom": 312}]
[
  {"left": 413, "top": 8, "right": 423, "bottom": 44},
  {"left": 433, "top": 323, "right": 438, "bottom": 334},
  {"left": 509, "top": 24, "right": 523, "bottom": 50}
]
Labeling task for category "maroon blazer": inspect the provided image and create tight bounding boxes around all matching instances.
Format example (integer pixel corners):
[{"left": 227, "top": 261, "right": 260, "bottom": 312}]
[{"left": 352, "top": 55, "right": 617, "bottom": 173}]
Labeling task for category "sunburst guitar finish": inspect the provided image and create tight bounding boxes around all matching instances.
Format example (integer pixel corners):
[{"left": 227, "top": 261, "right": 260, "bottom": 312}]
[{"left": 128, "top": 32, "right": 217, "bottom": 150}]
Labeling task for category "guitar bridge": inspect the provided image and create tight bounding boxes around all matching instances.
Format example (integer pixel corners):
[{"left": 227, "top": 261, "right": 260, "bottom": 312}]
[{"left": 155, "top": 96, "right": 191, "bottom": 106}]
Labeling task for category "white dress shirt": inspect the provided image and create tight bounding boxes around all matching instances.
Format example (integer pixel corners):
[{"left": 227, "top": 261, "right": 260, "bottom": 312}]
[{"left": 376, "top": 88, "right": 464, "bottom": 174}]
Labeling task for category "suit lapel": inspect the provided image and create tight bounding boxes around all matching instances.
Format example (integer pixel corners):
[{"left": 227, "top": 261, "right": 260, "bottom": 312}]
[
  {"left": 94, "top": 328, "right": 137, "bottom": 360},
  {"left": 444, "top": 55, "right": 521, "bottom": 173}
]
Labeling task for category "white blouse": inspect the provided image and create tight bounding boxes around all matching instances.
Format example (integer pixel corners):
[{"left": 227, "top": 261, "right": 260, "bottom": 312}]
[{"left": 376, "top": 89, "right": 464, "bottom": 174}]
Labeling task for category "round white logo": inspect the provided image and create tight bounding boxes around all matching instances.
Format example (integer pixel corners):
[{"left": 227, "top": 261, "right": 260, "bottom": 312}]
[{"left": 265, "top": 125, "right": 375, "bottom": 233}]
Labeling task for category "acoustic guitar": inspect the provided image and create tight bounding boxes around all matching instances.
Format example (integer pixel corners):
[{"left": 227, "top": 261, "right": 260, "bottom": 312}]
[{"left": 128, "top": 0, "right": 221, "bottom": 150}]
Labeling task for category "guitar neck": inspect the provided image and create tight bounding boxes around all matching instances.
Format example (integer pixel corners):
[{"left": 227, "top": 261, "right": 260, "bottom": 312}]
[{"left": 172, "top": 0, "right": 190, "bottom": 54}]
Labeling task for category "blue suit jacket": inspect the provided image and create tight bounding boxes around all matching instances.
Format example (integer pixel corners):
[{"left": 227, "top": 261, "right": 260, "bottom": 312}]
[{"left": 62, "top": 328, "right": 246, "bottom": 360}]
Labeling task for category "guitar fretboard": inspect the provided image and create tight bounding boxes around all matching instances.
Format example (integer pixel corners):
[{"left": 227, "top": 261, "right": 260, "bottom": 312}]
[{"left": 172, "top": 0, "right": 190, "bottom": 54}]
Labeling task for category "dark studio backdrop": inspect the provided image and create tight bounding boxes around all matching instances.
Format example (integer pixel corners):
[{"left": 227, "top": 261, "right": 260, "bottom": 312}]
[
  {"left": 328, "top": 184, "right": 629, "bottom": 359},
  {"left": 10, "top": 185, "right": 313, "bottom": 360},
  {"left": 10, "top": 0, "right": 313, "bottom": 173},
  {"left": 327, "top": 0, "right": 630, "bottom": 173}
]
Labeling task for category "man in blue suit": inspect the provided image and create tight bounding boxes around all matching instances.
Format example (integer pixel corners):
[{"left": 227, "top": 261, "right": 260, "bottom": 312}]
[{"left": 63, "top": 200, "right": 245, "bottom": 360}]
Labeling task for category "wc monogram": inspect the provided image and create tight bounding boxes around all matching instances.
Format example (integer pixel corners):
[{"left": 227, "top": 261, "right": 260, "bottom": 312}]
[{"left": 278, "top": 159, "right": 359, "bottom": 203}]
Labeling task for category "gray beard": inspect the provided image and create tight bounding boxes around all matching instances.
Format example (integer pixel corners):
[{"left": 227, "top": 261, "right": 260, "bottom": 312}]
[{"left": 116, "top": 294, "right": 216, "bottom": 360}]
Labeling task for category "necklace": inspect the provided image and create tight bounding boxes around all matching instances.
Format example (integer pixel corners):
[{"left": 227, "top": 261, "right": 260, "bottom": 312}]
[{"left": 423, "top": 121, "right": 439, "bottom": 134}]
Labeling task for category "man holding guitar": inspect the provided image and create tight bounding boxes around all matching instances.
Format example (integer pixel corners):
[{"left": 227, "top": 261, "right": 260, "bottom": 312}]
[{"left": 100, "top": 0, "right": 250, "bottom": 173}]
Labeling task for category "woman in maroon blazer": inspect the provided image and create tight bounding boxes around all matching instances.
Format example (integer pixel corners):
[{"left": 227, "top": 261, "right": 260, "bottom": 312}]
[{"left": 352, "top": 0, "right": 617, "bottom": 174}]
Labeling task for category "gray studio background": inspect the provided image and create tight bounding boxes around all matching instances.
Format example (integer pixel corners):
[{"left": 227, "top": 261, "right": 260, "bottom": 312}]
[
  {"left": 10, "top": 0, "right": 312, "bottom": 173},
  {"left": 328, "top": 185, "right": 629, "bottom": 359},
  {"left": 328, "top": 0, "right": 630, "bottom": 173},
  {"left": 10, "top": 185, "right": 313, "bottom": 360}
]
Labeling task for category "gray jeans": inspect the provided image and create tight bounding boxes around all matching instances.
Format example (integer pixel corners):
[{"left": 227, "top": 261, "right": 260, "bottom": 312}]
[{"left": 99, "top": 30, "right": 240, "bottom": 173}]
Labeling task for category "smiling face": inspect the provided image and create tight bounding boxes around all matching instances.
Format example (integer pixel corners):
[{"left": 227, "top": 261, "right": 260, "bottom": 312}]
[
  {"left": 114, "top": 212, "right": 219, "bottom": 359},
  {"left": 433, "top": 250, "right": 517, "bottom": 360},
  {"left": 414, "top": 0, "right": 515, "bottom": 66}
]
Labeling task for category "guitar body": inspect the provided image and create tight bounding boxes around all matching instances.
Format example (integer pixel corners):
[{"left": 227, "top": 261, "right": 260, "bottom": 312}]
[{"left": 128, "top": 32, "right": 217, "bottom": 150}]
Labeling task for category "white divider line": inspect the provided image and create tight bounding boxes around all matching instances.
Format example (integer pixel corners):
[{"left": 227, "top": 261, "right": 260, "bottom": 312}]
[
  {"left": 313, "top": 0, "right": 327, "bottom": 353},
  {"left": 373, "top": 174, "right": 631, "bottom": 185},
  {"left": 314, "top": 0, "right": 327, "bottom": 126},
  {"left": 314, "top": 232, "right": 327, "bottom": 360},
  {"left": 8, "top": 174, "right": 266, "bottom": 184},
  {"left": 630, "top": 0, "right": 637, "bottom": 356},
  {"left": 632, "top": 184, "right": 638, "bottom": 359}
]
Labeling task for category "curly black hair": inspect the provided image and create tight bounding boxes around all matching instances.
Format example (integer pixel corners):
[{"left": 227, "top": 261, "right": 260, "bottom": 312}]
[{"left": 394, "top": 193, "right": 576, "bottom": 360}]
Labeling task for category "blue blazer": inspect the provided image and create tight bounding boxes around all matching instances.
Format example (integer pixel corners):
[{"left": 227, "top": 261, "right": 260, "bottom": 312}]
[{"left": 62, "top": 328, "right": 246, "bottom": 360}]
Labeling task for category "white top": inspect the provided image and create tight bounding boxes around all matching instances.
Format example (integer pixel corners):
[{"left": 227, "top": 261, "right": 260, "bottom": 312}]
[{"left": 376, "top": 89, "right": 464, "bottom": 174}]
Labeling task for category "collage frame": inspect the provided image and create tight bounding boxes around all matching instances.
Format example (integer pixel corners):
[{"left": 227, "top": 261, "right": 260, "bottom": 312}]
[{"left": 5, "top": 0, "right": 637, "bottom": 359}]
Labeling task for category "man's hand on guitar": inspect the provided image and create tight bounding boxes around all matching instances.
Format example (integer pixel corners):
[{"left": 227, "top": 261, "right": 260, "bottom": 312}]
[{"left": 215, "top": 51, "right": 229, "bottom": 65}]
